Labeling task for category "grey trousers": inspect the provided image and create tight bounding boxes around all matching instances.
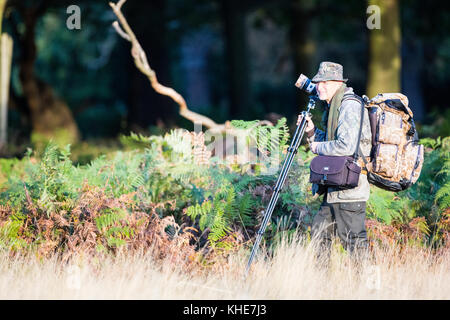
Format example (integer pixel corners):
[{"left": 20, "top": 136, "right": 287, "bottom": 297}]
[{"left": 311, "top": 199, "right": 369, "bottom": 254}]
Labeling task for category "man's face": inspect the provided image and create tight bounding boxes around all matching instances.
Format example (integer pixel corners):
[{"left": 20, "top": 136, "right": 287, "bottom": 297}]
[
  {"left": 316, "top": 81, "right": 344, "bottom": 102},
  {"left": 316, "top": 81, "right": 331, "bottom": 101}
]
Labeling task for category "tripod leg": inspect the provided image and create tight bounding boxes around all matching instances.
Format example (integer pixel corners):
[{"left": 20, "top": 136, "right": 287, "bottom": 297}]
[
  {"left": 245, "top": 116, "right": 309, "bottom": 276},
  {"left": 244, "top": 97, "right": 317, "bottom": 277}
]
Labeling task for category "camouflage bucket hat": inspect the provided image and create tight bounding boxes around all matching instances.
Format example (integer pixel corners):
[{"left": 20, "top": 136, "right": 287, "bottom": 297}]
[{"left": 311, "top": 61, "right": 348, "bottom": 83}]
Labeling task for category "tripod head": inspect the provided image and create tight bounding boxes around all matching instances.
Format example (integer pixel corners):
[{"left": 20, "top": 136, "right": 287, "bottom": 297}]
[{"left": 307, "top": 95, "right": 319, "bottom": 110}]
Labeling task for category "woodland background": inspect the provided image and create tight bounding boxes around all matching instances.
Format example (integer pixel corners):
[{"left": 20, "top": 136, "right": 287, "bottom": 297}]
[{"left": 0, "top": 0, "right": 448, "bottom": 266}]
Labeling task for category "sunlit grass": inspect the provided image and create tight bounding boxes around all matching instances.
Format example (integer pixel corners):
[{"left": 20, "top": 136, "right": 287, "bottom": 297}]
[{"left": 0, "top": 233, "right": 448, "bottom": 299}]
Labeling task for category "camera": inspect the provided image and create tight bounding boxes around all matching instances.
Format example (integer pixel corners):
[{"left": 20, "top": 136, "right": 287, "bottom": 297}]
[{"left": 295, "top": 74, "right": 318, "bottom": 97}]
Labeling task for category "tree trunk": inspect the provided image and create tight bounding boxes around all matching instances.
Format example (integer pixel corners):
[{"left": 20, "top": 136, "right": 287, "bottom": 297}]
[
  {"left": 0, "top": 33, "right": 12, "bottom": 152},
  {"left": 221, "top": 0, "right": 251, "bottom": 119},
  {"left": 401, "top": 38, "right": 425, "bottom": 121},
  {"left": 0, "top": 0, "right": 8, "bottom": 151},
  {"left": 17, "top": 5, "right": 79, "bottom": 146},
  {"left": 288, "top": 0, "right": 316, "bottom": 112},
  {"left": 366, "top": 0, "right": 401, "bottom": 98}
]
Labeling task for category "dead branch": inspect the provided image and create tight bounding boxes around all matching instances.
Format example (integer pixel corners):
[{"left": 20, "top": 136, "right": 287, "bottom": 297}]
[
  {"left": 109, "top": 0, "right": 272, "bottom": 134},
  {"left": 109, "top": 0, "right": 225, "bottom": 132}
]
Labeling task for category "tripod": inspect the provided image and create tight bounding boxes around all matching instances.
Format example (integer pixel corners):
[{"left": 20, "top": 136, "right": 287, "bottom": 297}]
[{"left": 244, "top": 95, "right": 318, "bottom": 277}]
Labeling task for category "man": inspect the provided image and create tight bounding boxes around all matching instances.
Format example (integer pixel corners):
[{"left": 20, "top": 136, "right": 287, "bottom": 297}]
[{"left": 297, "top": 61, "right": 372, "bottom": 259}]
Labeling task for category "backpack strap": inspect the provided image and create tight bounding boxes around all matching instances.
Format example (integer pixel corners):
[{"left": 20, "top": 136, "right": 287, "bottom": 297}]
[{"left": 342, "top": 93, "right": 366, "bottom": 161}]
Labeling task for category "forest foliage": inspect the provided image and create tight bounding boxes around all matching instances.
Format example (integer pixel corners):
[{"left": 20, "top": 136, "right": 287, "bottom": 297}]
[{"left": 0, "top": 119, "right": 448, "bottom": 265}]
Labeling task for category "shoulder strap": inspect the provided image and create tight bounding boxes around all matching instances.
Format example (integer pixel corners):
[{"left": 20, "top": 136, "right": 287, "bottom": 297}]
[{"left": 342, "top": 93, "right": 365, "bottom": 160}]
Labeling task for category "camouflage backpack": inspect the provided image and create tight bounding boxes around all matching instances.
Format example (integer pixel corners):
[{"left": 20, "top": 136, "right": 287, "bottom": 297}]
[{"left": 360, "top": 93, "right": 424, "bottom": 192}]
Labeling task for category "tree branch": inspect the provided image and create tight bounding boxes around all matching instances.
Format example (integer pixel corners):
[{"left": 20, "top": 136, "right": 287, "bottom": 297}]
[
  {"left": 112, "top": 21, "right": 130, "bottom": 42},
  {"left": 109, "top": 0, "right": 271, "bottom": 133}
]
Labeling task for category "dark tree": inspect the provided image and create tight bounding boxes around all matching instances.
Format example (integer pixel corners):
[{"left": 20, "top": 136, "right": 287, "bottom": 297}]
[{"left": 6, "top": 0, "right": 80, "bottom": 144}]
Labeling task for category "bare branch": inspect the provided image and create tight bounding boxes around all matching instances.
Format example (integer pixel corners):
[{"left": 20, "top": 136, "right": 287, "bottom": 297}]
[
  {"left": 109, "top": 0, "right": 232, "bottom": 132},
  {"left": 109, "top": 0, "right": 274, "bottom": 133},
  {"left": 116, "top": 0, "right": 127, "bottom": 10},
  {"left": 112, "top": 21, "right": 130, "bottom": 42}
]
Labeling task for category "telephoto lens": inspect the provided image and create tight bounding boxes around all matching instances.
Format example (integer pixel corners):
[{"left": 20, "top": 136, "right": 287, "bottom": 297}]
[{"left": 295, "top": 74, "right": 318, "bottom": 96}]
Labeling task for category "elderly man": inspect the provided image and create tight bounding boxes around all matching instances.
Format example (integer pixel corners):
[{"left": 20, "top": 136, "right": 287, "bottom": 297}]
[{"left": 297, "top": 61, "right": 372, "bottom": 259}]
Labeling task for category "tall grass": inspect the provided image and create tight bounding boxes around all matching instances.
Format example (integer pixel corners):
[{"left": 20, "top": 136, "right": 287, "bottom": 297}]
[{"left": 1, "top": 233, "right": 448, "bottom": 299}]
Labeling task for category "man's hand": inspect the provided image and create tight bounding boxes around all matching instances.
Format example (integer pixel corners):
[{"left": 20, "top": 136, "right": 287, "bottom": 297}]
[
  {"left": 297, "top": 113, "right": 314, "bottom": 132},
  {"left": 310, "top": 141, "right": 319, "bottom": 154}
]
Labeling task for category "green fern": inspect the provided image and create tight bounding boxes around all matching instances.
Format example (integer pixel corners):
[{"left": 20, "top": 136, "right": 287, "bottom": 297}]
[
  {"left": 37, "top": 188, "right": 57, "bottom": 213},
  {"left": 95, "top": 208, "right": 127, "bottom": 232},
  {"left": 94, "top": 208, "right": 132, "bottom": 248},
  {"left": 107, "top": 237, "right": 126, "bottom": 247},
  {"left": 208, "top": 205, "right": 231, "bottom": 242},
  {"left": 0, "top": 213, "right": 27, "bottom": 250},
  {"left": 166, "top": 162, "right": 208, "bottom": 183},
  {"left": 163, "top": 129, "right": 193, "bottom": 162},
  {"left": 186, "top": 200, "right": 213, "bottom": 221},
  {"left": 231, "top": 118, "right": 290, "bottom": 157},
  {"left": 435, "top": 184, "right": 450, "bottom": 210},
  {"left": 130, "top": 174, "right": 145, "bottom": 189},
  {"left": 367, "top": 189, "right": 403, "bottom": 224},
  {"left": 236, "top": 193, "right": 255, "bottom": 226},
  {"left": 185, "top": 181, "right": 258, "bottom": 246},
  {"left": 119, "top": 132, "right": 154, "bottom": 150},
  {"left": 420, "top": 136, "right": 442, "bottom": 149}
]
